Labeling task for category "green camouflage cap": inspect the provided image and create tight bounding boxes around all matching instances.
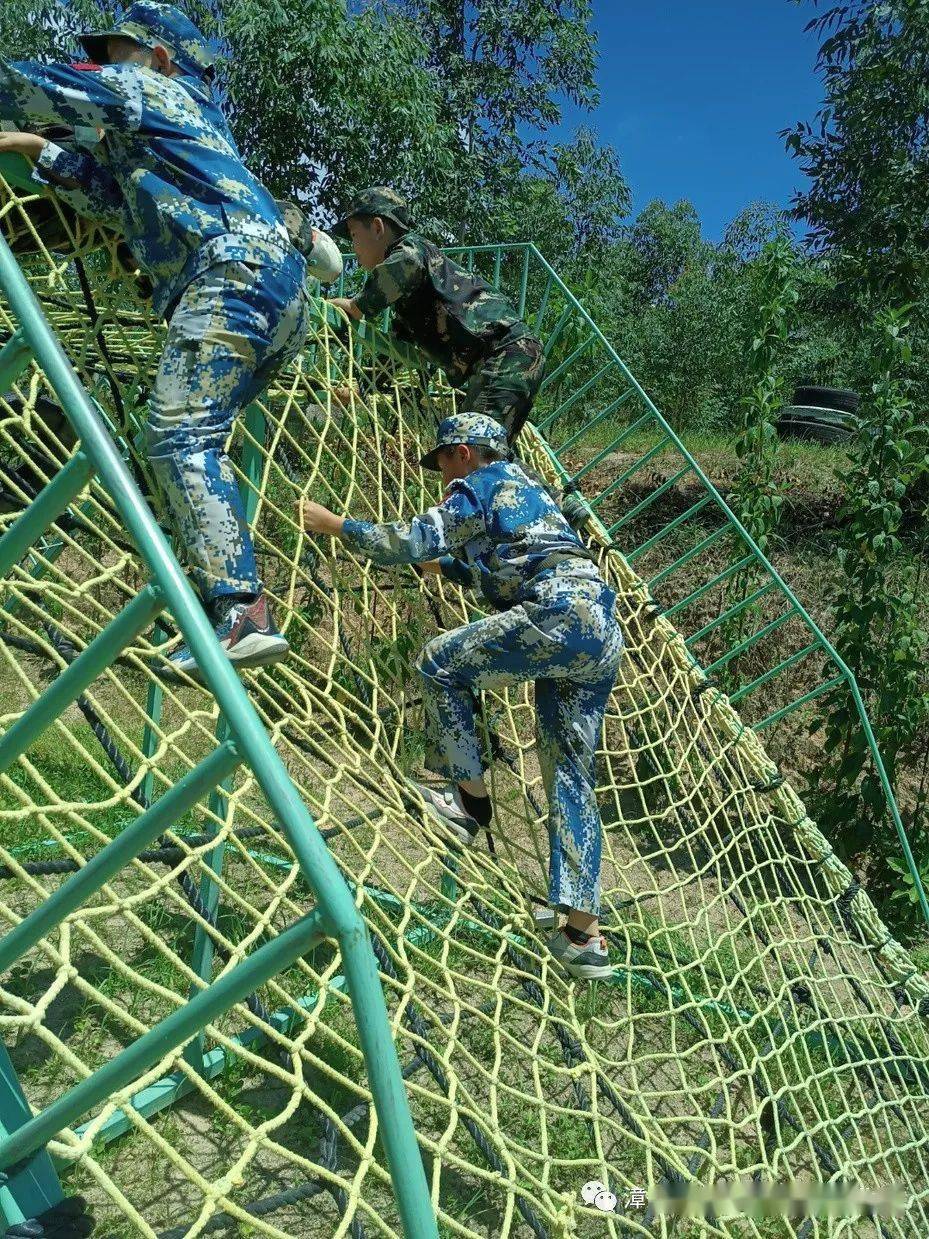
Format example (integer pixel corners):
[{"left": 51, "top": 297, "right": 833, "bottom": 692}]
[
  {"left": 419, "top": 412, "right": 509, "bottom": 472},
  {"left": 333, "top": 187, "right": 413, "bottom": 239},
  {"left": 80, "top": 2, "right": 216, "bottom": 79}
]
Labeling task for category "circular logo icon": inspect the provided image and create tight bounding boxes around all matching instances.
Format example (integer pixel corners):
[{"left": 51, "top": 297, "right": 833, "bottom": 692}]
[
  {"left": 580, "top": 1180, "right": 607, "bottom": 1205},
  {"left": 594, "top": 1190, "right": 618, "bottom": 1212}
]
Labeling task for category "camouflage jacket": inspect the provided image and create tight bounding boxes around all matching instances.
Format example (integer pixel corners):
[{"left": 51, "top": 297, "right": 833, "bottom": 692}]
[
  {"left": 0, "top": 58, "right": 300, "bottom": 316},
  {"left": 354, "top": 232, "right": 535, "bottom": 383},
  {"left": 342, "top": 460, "right": 600, "bottom": 610}
]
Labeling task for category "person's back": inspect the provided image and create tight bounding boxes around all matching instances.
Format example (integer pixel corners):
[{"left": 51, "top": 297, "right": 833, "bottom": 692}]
[
  {"left": 431, "top": 458, "right": 602, "bottom": 609},
  {"left": 1, "top": 52, "right": 292, "bottom": 315},
  {"left": 0, "top": 3, "right": 327, "bottom": 677},
  {"left": 300, "top": 413, "right": 623, "bottom": 982}
]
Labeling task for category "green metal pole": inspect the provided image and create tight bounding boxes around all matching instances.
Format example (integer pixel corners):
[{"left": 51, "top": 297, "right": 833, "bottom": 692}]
[
  {"left": 0, "top": 743, "right": 240, "bottom": 975},
  {"left": 0, "top": 910, "right": 328, "bottom": 1175},
  {"left": 0, "top": 1044, "right": 65, "bottom": 1228},
  {"left": 0, "top": 328, "right": 32, "bottom": 392},
  {"left": 186, "top": 404, "right": 267, "bottom": 1068},
  {"left": 0, "top": 584, "right": 163, "bottom": 776},
  {"left": 0, "top": 235, "right": 437, "bottom": 1233},
  {"left": 0, "top": 452, "right": 93, "bottom": 578}
]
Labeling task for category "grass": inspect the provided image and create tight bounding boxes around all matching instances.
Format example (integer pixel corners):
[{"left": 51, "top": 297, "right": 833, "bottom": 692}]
[{"left": 2, "top": 410, "right": 927, "bottom": 1236}]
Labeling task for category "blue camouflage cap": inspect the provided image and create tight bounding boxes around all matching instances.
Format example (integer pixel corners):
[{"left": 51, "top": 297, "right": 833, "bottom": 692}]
[
  {"left": 80, "top": 3, "right": 216, "bottom": 80},
  {"left": 419, "top": 412, "right": 509, "bottom": 471}
]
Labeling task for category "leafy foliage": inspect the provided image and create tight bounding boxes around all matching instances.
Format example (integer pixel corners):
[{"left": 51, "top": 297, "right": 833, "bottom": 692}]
[
  {"left": 784, "top": 0, "right": 929, "bottom": 307},
  {"left": 731, "top": 233, "right": 797, "bottom": 550},
  {"left": 810, "top": 309, "right": 929, "bottom": 903}
]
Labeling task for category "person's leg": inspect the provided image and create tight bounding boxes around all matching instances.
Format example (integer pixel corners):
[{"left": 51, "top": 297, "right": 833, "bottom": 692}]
[
  {"left": 414, "top": 605, "right": 565, "bottom": 841},
  {"left": 147, "top": 256, "right": 307, "bottom": 675},
  {"left": 464, "top": 334, "right": 545, "bottom": 443},
  {"left": 147, "top": 256, "right": 307, "bottom": 608},
  {"left": 536, "top": 674, "right": 614, "bottom": 925}
]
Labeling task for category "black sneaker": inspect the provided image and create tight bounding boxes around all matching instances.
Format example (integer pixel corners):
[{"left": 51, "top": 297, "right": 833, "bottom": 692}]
[{"left": 161, "top": 594, "right": 289, "bottom": 682}]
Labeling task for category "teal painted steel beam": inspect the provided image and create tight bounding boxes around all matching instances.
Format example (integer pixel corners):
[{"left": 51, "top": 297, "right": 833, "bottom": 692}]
[
  {"left": 701, "top": 610, "right": 795, "bottom": 675},
  {"left": 0, "top": 451, "right": 93, "bottom": 578},
  {"left": 0, "top": 909, "right": 329, "bottom": 1176},
  {"left": 756, "top": 676, "right": 844, "bottom": 732},
  {"left": 0, "top": 583, "right": 163, "bottom": 776},
  {"left": 685, "top": 583, "right": 776, "bottom": 648},
  {"left": 68, "top": 977, "right": 347, "bottom": 1151},
  {"left": 0, "top": 742, "right": 240, "bottom": 976},
  {"left": 663, "top": 554, "right": 756, "bottom": 618},
  {"left": 0, "top": 236, "right": 437, "bottom": 1232},
  {"left": 540, "top": 365, "right": 626, "bottom": 438},
  {"left": 0, "top": 1043, "right": 65, "bottom": 1228},
  {"left": 0, "top": 328, "right": 32, "bottom": 392},
  {"left": 626, "top": 496, "right": 715, "bottom": 563},
  {"left": 606, "top": 463, "right": 693, "bottom": 535}
]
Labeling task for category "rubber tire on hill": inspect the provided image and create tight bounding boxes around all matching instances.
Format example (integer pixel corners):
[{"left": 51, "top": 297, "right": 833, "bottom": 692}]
[
  {"left": 792, "top": 385, "right": 860, "bottom": 414},
  {"left": 776, "top": 404, "right": 860, "bottom": 446}
]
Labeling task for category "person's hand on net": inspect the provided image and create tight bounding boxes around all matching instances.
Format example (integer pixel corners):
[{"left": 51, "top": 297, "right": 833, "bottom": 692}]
[
  {"left": 331, "top": 383, "right": 356, "bottom": 407},
  {"left": 301, "top": 499, "right": 345, "bottom": 537},
  {"left": 328, "top": 296, "right": 362, "bottom": 321},
  {"left": 0, "top": 131, "right": 47, "bottom": 161}
]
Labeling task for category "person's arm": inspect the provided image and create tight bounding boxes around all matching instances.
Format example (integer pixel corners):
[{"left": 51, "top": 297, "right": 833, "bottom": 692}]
[
  {"left": 438, "top": 555, "right": 477, "bottom": 589},
  {"left": 31, "top": 140, "right": 126, "bottom": 231},
  {"left": 0, "top": 59, "right": 143, "bottom": 132},
  {"left": 351, "top": 239, "right": 427, "bottom": 319},
  {"left": 302, "top": 481, "right": 486, "bottom": 567}
]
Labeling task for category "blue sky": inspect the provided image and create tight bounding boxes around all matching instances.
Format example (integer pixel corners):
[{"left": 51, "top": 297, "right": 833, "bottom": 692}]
[{"left": 557, "top": 1, "right": 826, "bottom": 240}]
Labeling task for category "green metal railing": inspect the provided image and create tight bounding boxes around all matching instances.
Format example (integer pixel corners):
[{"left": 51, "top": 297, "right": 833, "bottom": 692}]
[
  {"left": 0, "top": 232, "right": 437, "bottom": 1235},
  {"left": 340, "top": 241, "right": 929, "bottom": 927}
]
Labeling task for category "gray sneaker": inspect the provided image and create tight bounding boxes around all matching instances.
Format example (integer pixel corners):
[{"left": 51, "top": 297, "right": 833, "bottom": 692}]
[
  {"left": 547, "top": 930, "right": 612, "bottom": 981},
  {"left": 411, "top": 782, "right": 481, "bottom": 846}
]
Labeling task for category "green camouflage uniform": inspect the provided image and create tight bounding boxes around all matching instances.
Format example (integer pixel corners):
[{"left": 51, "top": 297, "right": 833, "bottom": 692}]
[{"left": 334, "top": 188, "right": 544, "bottom": 441}]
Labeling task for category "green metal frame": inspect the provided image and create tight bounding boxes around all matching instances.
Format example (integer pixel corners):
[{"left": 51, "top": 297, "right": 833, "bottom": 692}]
[
  {"left": 438, "top": 242, "right": 929, "bottom": 929},
  {"left": 0, "top": 151, "right": 926, "bottom": 1230},
  {"left": 0, "top": 226, "right": 437, "bottom": 1236}
]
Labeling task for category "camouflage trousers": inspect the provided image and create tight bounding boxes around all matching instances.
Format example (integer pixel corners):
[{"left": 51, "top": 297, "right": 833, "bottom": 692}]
[
  {"left": 416, "top": 576, "right": 622, "bottom": 914},
  {"left": 464, "top": 332, "right": 545, "bottom": 442},
  {"left": 146, "top": 252, "right": 308, "bottom": 605}
]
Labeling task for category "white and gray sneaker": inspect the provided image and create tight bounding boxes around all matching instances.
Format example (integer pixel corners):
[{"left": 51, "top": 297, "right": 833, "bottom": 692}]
[
  {"left": 547, "top": 930, "right": 613, "bottom": 981},
  {"left": 412, "top": 782, "right": 481, "bottom": 846}
]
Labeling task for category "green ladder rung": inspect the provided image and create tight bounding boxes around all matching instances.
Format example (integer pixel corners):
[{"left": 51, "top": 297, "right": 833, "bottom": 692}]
[
  {"left": 0, "top": 452, "right": 94, "bottom": 578},
  {"left": 0, "top": 742, "right": 241, "bottom": 975},
  {"left": 607, "top": 463, "right": 694, "bottom": 536},
  {"left": 685, "top": 582, "right": 777, "bottom": 648},
  {"left": 0, "top": 328, "right": 33, "bottom": 391},
  {"left": 0, "top": 584, "right": 164, "bottom": 776}
]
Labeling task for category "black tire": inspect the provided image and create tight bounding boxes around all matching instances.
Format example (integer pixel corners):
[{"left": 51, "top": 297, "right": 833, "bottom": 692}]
[
  {"left": 777, "top": 404, "right": 859, "bottom": 446},
  {"left": 792, "top": 385, "right": 860, "bottom": 414}
]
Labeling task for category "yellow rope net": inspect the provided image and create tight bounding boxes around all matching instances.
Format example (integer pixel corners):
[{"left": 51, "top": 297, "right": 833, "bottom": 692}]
[{"left": 0, "top": 172, "right": 928, "bottom": 1239}]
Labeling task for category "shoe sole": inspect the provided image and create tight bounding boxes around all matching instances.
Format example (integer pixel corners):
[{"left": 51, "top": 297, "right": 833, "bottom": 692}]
[
  {"left": 562, "top": 961, "right": 613, "bottom": 981},
  {"left": 156, "top": 636, "right": 289, "bottom": 684},
  {"left": 422, "top": 802, "right": 479, "bottom": 847}
]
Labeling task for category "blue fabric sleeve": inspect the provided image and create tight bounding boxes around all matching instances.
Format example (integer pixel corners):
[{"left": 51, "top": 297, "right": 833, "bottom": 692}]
[
  {"left": 341, "top": 481, "right": 486, "bottom": 566},
  {"left": 0, "top": 60, "right": 144, "bottom": 131},
  {"left": 439, "top": 555, "right": 477, "bottom": 588},
  {"left": 31, "top": 141, "right": 126, "bottom": 230}
]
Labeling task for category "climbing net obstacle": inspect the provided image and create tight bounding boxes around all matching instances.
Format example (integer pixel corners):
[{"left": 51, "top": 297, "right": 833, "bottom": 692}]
[{"left": 0, "top": 163, "right": 928, "bottom": 1238}]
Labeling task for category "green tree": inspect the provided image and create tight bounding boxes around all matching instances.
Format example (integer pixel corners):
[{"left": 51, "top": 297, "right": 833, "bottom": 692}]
[
  {"left": 784, "top": 0, "right": 929, "bottom": 307},
  {"left": 0, "top": 0, "right": 461, "bottom": 221}
]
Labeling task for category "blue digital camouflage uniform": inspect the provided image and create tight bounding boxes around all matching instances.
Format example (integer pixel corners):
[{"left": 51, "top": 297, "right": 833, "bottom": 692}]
[
  {"left": 341, "top": 414, "right": 623, "bottom": 914},
  {"left": 0, "top": 3, "right": 309, "bottom": 605}
]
